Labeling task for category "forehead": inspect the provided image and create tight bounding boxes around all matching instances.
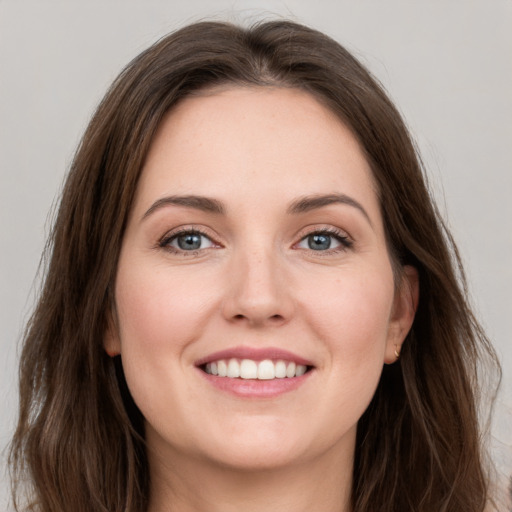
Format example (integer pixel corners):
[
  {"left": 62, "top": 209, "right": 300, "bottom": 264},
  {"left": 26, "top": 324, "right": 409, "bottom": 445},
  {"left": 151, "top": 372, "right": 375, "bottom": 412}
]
[{"left": 135, "top": 86, "right": 380, "bottom": 221}]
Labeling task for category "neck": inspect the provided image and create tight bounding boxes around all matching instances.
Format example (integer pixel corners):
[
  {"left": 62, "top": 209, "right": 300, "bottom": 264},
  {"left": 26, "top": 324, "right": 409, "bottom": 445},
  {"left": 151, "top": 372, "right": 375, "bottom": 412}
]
[{"left": 146, "top": 436, "right": 354, "bottom": 512}]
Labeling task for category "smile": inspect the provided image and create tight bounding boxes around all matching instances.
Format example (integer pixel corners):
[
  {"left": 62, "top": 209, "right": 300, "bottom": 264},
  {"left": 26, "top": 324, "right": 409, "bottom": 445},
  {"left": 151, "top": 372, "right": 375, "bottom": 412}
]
[
  {"left": 196, "top": 347, "right": 315, "bottom": 397},
  {"left": 204, "top": 359, "right": 309, "bottom": 380}
]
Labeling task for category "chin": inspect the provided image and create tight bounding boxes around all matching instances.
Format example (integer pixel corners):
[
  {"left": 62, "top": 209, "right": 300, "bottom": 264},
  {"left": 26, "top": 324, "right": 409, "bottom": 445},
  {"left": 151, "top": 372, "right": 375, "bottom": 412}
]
[
  {"left": 205, "top": 440, "right": 308, "bottom": 472},
  {"left": 189, "top": 416, "right": 351, "bottom": 472}
]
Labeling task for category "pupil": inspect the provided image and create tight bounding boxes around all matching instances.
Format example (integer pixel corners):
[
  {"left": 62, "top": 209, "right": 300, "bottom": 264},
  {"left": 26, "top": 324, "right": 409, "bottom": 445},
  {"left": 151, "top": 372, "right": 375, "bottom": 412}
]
[
  {"left": 309, "top": 234, "right": 331, "bottom": 250},
  {"left": 178, "top": 234, "right": 201, "bottom": 250}
]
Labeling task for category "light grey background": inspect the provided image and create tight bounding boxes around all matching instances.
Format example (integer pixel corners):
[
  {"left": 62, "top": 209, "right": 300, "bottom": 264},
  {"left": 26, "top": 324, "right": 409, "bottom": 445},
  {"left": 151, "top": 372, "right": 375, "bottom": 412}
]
[{"left": 1, "top": 0, "right": 511, "bottom": 508}]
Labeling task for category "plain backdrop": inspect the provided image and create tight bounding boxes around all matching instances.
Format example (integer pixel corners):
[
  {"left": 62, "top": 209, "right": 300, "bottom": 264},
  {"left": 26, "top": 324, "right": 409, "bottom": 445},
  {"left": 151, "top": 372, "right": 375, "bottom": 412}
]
[{"left": 1, "top": 0, "right": 511, "bottom": 508}]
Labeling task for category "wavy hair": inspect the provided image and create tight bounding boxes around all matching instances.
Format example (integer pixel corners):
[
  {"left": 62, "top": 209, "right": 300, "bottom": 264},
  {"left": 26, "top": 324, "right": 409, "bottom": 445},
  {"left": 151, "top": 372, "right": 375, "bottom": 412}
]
[{"left": 10, "top": 20, "right": 500, "bottom": 511}]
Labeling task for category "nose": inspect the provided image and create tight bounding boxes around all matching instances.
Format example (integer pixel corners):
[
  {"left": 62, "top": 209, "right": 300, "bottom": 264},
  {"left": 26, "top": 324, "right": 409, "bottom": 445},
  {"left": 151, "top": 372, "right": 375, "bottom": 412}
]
[{"left": 221, "top": 247, "right": 294, "bottom": 328}]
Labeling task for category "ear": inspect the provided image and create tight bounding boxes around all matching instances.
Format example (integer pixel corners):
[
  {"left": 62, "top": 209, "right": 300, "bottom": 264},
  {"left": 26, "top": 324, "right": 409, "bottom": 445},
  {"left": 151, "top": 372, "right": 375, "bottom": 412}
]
[
  {"left": 103, "top": 309, "right": 121, "bottom": 358},
  {"left": 384, "top": 265, "right": 419, "bottom": 364}
]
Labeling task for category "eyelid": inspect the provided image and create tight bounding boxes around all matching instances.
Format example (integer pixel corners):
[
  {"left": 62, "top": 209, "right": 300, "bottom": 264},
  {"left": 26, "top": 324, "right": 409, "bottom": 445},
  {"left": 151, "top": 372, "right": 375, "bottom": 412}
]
[
  {"left": 158, "top": 225, "right": 222, "bottom": 253},
  {"left": 294, "top": 224, "right": 352, "bottom": 241},
  {"left": 293, "top": 225, "right": 354, "bottom": 253}
]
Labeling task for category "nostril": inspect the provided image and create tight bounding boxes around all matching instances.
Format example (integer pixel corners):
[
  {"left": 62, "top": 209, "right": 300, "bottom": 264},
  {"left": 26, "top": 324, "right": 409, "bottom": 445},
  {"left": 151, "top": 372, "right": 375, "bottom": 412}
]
[{"left": 228, "top": 311, "right": 289, "bottom": 326}]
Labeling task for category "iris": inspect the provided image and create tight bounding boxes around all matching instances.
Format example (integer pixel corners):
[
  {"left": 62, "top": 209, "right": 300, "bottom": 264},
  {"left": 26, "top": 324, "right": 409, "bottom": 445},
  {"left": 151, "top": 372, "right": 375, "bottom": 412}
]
[
  {"left": 177, "top": 233, "right": 202, "bottom": 250},
  {"left": 308, "top": 234, "right": 332, "bottom": 250}
]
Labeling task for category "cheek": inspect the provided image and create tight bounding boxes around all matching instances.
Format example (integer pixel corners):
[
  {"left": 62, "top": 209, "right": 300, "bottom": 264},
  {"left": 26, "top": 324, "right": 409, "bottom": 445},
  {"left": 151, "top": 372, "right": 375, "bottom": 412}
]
[
  {"left": 115, "top": 262, "right": 217, "bottom": 356},
  {"left": 298, "top": 265, "right": 395, "bottom": 364},
  {"left": 304, "top": 267, "right": 394, "bottom": 419},
  {"left": 113, "top": 261, "right": 221, "bottom": 442}
]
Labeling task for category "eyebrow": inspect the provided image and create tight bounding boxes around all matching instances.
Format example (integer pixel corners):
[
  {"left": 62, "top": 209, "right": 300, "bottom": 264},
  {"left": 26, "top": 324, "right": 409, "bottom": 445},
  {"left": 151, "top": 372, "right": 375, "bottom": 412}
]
[
  {"left": 287, "top": 193, "right": 372, "bottom": 226},
  {"left": 142, "top": 195, "right": 225, "bottom": 219},
  {"left": 142, "top": 193, "right": 372, "bottom": 226}
]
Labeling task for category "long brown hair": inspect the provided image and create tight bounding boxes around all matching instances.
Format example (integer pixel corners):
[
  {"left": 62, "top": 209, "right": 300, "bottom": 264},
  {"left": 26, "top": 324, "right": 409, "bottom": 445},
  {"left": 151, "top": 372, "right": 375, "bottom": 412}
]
[{"left": 10, "top": 20, "right": 500, "bottom": 511}]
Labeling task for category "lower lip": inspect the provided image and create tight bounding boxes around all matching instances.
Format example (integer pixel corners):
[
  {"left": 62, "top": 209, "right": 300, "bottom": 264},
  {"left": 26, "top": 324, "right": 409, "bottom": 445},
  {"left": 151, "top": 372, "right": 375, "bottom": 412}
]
[{"left": 197, "top": 368, "right": 313, "bottom": 398}]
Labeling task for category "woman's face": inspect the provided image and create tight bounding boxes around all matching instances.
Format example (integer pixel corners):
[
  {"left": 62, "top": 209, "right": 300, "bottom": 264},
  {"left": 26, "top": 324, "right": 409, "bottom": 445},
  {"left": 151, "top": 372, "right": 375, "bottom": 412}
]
[{"left": 106, "top": 87, "right": 417, "bottom": 472}]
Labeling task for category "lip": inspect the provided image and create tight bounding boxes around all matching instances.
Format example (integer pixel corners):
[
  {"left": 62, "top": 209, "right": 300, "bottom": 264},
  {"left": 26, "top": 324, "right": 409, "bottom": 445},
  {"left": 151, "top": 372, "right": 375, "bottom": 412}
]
[
  {"left": 194, "top": 346, "right": 315, "bottom": 399},
  {"left": 198, "top": 370, "right": 313, "bottom": 398},
  {"left": 194, "top": 346, "right": 314, "bottom": 367}
]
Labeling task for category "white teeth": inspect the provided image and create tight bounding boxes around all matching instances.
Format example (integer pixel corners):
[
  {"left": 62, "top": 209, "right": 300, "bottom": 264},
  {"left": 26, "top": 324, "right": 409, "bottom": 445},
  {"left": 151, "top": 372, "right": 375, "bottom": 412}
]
[
  {"left": 240, "top": 359, "right": 258, "bottom": 379},
  {"left": 257, "top": 359, "right": 275, "bottom": 380},
  {"left": 204, "top": 358, "right": 309, "bottom": 380},
  {"left": 285, "top": 362, "right": 296, "bottom": 378},
  {"left": 275, "top": 360, "right": 287, "bottom": 378},
  {"left": 227, "top": 359, "right": 240, "bottom": 378},
  {"left": 295, "top": 364, "right": 307, "bottom": 376},
  {"left": 217, "top": 360, "right": 227, "bottom": 377}
]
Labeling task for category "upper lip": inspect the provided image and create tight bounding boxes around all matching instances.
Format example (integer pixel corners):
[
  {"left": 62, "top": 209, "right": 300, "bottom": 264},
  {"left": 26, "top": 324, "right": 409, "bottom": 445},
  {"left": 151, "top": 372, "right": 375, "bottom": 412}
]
[{"left": 194, "top": 346, "right": 314, "bottom": 367}]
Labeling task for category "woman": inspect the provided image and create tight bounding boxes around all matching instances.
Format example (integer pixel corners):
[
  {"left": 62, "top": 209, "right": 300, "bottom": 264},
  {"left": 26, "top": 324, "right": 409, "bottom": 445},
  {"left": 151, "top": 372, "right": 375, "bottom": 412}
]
[{"left": 9, "top": 20, "right": 500, "bottom": 512}]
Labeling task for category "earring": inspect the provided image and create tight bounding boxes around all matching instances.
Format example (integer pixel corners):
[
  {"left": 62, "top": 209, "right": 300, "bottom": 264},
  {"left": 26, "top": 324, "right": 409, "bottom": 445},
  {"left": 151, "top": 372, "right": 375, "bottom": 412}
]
[{"left": 394, "top": 344, "right": 401, "bottom": 360}]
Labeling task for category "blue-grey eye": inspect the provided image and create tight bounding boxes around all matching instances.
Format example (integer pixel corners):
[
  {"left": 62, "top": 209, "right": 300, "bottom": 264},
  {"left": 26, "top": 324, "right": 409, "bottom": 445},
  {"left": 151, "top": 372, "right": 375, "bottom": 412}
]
[
  {"left": 166, "top": 231, "right": 214, "bottom": 251},
  {"left": 296, "top": 231, "right": 348, "bottom": 252},
  {"left": 177, "top": 233, "right": 202, "bottom": 250},
  {"left": 308, "top": 233, "right": 332, "bottom": 250}
]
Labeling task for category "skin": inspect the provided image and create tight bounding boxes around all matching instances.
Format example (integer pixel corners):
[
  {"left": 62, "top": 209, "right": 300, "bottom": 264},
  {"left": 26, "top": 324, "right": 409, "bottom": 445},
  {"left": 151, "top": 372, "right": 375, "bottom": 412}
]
[{"left": 105, "top": 87, "right": 418, "bottom": 512}]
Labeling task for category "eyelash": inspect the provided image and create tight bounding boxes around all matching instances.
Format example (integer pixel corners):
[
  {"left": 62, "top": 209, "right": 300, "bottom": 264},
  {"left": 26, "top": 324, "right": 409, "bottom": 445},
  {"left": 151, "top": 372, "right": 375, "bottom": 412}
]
[
  {"left": 159, "top": 227, "right": 216, "bottom": 255},
  {"left": 158, "top": 227, "right": 353, "bottom": 256},
  {"left": 296, "top": 227, "right": 353, "bottom": 255}
]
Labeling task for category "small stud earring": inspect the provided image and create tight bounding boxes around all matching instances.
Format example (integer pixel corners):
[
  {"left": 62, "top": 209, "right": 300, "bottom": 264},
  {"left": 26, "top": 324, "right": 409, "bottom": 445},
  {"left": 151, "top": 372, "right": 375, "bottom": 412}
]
[{"left": 394, "top": 344, "right": 401, "bottom": 360}]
